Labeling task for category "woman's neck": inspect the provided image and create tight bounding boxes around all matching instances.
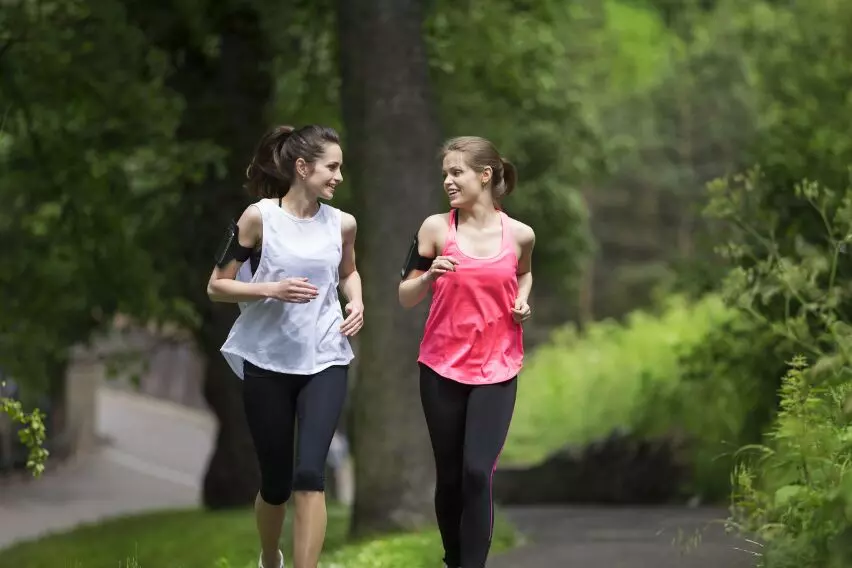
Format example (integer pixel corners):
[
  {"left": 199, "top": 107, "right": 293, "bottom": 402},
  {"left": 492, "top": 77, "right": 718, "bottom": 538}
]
[
  {"left": 457, "top": 200, "right": 499, "bottom": 228},
  {"left": 280, "top": 187, "right": 319, "bottom": 218}
]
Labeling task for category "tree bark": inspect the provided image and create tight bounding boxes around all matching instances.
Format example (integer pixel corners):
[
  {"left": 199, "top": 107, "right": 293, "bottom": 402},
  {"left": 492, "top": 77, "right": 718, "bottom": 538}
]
[
  {"left": 338, "top": 0, "right": 442, "bottom": 537},
  {"left": 124, "top": 0, "right": 273, "bottom": 508},
  {"left": 183, "top": 10, "right": 272, "bottom": 509},
  {"left": 197, "top": 303, "right": 260, "bottom": 508}
]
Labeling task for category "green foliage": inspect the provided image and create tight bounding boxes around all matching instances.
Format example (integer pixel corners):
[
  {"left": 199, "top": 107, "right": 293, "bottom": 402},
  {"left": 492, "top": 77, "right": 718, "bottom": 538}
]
[
  {"left": 729, "top": 358, "right": 852, "bottom": 567},
  {"left": 705, "top": 169, "right": 852, "bottom": 563},
  {"left": 426, "top": 0, "right": 612, "bottom": 290},
  {"left": 0, "top": 387, "right": 49, "bottom": 477},
  {"left": 700, "top": 0, "right": 852, "bottom": 300},
  {"left": 503, "top": 294, "right": 735, "bottom": 467},
  {"left": 504, "top": 287, "right": 799, "bottom": 500},
  {"left": 679, "top": 0, "right": 852, "bottom": 521},
  {"left": 707, "top": 171, "right": 852, "bottom": 359},
  {"left": 696, "top": 4, "right": 852, "bottom": 546},
  {"left": 725, "top": 0, "right": 852, "bottom": 194},
  {"left": 0, "top": 505, "right": 516, "bottom": 567},
  {"left": 0, "top": 0, "right": 217, "bottom": 390},
  {"left": 0, "top": 0, "right": 629, "bottom": 398},
  {"left": 641, "top": 313, "right": 794, "bottom": 499}
]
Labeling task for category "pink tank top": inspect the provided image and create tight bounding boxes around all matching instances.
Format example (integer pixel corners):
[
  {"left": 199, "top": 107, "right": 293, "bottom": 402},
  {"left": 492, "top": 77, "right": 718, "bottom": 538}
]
[{"left": 418, "top": 210, "right": 524, "bottom": 385}]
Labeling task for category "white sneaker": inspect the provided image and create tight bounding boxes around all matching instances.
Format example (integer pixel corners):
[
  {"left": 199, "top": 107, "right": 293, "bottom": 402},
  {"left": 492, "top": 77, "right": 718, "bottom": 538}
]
[{"left": 258, "top": 550, "right": 284, "bottom": 568}]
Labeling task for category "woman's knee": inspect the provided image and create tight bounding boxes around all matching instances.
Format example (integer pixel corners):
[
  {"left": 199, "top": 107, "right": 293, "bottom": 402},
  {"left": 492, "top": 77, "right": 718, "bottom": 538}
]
[
  {"left": 462, "top": 463, "right": 491, "bottom": 493},
  {"left": 260, "top": 479, "right": 292, "bottom": 505},
  {"left": 293, "top": 465, "right": 326, "bottom": 493}
]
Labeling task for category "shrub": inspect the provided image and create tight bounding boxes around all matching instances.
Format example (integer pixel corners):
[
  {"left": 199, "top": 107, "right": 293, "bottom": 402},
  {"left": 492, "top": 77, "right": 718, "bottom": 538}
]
[
  {"left": 635, "top": 314, "right": 795, "bottom": 501},
  {"left": 704, "top": 167, "right": 852, "bottom": 562},
  {"left": 503, "top": 294, "right": 736, "bottom": 470},
  {"left": 728, "top": 357, "right": 852, "bottom": 567},
  {"left": 0, "top": 384, "right": 48, "bottom": 477}
]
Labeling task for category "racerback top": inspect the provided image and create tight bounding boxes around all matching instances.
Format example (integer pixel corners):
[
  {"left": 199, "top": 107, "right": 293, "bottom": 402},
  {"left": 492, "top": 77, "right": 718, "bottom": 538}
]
[
  {"left": 220, "top": 198, "right": 354, "bottom": 379},
  {"left": 418, "top": 209, "right": 524, "bottom": 385}
]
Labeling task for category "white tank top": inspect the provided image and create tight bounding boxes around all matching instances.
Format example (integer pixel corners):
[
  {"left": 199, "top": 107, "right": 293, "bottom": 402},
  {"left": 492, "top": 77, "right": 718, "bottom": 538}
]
[{"left": 220, "top": 198, "right": 355, "bottom": 378}]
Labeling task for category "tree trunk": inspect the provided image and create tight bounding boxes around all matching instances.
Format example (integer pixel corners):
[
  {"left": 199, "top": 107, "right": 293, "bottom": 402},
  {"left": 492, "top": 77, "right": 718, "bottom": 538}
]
[
  {"left": 338, "top": 0, "right": 442, "bottom": 537},
  {"left": 125, "top": 0, "right": 274, "bottom": 508},
  {"left": 184, "top": 10, "right": 273, "bottom": 509},
  {"left": 197, "top": 304, "right": 260, "bottom": 508}
]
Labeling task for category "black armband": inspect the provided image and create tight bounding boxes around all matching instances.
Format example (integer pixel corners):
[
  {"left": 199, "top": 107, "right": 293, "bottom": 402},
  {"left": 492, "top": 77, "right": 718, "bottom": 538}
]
[
  {"left": 214, "top": 220, "right": 254, "bottom": 268},
  {"left": 400, "top": 234, "right": 434, "bottom": 280}
]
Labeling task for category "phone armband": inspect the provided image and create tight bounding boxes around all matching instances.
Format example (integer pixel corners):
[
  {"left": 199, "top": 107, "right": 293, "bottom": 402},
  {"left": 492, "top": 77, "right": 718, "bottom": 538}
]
[
  {"left": 214, "top": 220, "right": 253, "bottom": 268},
  {"left": 400, "top": 234, "right": 434, "bottom": 280}
]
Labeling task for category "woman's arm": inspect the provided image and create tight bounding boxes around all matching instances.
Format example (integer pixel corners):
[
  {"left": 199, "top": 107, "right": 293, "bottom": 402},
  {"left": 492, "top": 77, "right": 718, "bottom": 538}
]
[
  {"left": 512, "top": 221, "right": 535, "bottom": 323},
  {"left": 398, "top": 215, "right": 456, "bottom": 308},
  {"left": 207, "top": 205, "right": 318, "bottom": 304},
  {"left": 338, "top": 212, "right": 364, "bottom": 336}
]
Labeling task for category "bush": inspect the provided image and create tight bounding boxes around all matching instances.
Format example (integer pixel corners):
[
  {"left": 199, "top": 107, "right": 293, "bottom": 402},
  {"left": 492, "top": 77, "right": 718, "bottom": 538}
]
[
  {"left": 0, "top": 382, "right": 48, "bottom": 478},
  {"left": 504, "top": 294, "right": 735, "bottom": 473},
  {"left": 504, "top": 294, "right": 734, "bottom": 466},
  {"left": 729, "top": 357, "right": 852, "bottom": 567},
  {"left": 702, "top": 166, "right": 852, "bottom": 562},
  {"left": 504, "top": 291, "right": 799, "bottom": 501},
  {"left": 635, "top": 314, "right": 795, "bottom": 501}
]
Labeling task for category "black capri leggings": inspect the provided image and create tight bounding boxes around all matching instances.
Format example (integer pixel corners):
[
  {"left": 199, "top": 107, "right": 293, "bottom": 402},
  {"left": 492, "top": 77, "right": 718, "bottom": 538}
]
[
  {"left": 242, "top": 360, "right": 348, "bottom": 506},
  {"left": 419, "top": 363, "right": 517, "bottom": 568}
]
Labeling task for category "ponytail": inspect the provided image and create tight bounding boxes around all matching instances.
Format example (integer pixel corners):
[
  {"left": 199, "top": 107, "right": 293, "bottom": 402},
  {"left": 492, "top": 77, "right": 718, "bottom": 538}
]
[
  {"left": 500, "top": 158, "right": 517, "bottom": 198},
  {"left": 244, "top": 124, "right": 341, "bottom": 198},
  {"left": 244, "top": 125, "right": 295, "bottom": 198}
]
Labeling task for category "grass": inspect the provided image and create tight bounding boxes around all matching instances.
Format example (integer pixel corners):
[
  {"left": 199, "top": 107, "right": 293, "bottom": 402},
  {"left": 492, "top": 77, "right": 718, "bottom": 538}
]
[
  {"left": 0, "top": 504, "right": 517, "bottom": 568},
  {"left": 502, "top": 294, "right": 737, "bottom": 465}
]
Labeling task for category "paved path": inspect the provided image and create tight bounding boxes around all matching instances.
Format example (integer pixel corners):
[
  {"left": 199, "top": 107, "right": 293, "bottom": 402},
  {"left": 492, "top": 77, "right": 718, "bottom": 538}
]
[
  {"left": 490, "top": 506, "right": 759, "bottom": 568},
  {"left": 0, "top": 387, "right": 213, "bottom": 549},
  {"left": 0, "top": 385, "right": 760, "bottom": 568}
]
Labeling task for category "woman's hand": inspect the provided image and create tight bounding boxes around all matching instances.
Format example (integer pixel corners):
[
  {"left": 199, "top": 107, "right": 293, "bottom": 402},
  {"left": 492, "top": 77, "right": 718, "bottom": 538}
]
[
  {"left": 340, "top": 301, "right": 364, "bottom": 336},
  {"left": 268, "top": 277, "right": 319, "bottom": 303},
  {"left": 512, "top": 298, "right": 531, "bottom": 323},
  {"left": 424, "top": 256, "right": 459, "bottom": 282}
]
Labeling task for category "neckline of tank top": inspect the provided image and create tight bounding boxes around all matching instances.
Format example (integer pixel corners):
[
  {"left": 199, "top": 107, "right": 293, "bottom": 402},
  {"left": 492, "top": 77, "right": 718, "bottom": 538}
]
[
  {"left": 268, "top": 198, "right": 325, "bottom": 223},
  {"left": 450, "top": 210, "right": 508, "bottom": 261}
]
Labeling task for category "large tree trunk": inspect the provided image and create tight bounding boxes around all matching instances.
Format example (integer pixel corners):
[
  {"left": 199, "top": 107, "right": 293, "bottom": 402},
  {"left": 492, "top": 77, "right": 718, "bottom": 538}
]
[
  {"left": 338, "top": 0, "right": 442, "bottom": 537},
  {"left": 183, "top": 11, "right": 272, "bottom": 509},
  {"left": 125, "top": 0, "right": 273, "bottom": 508},
  {"left": 197, "top": 304, "right": 260, "bottom": 508}
]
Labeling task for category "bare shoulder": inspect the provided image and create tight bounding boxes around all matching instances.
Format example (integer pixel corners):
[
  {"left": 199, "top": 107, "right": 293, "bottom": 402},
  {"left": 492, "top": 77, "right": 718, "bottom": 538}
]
[
  {"left": 420, "top": 213, "right": 450, "bottom": 234},
  {"left": 418, "top": 213, "right": 450, "bottom": 256},
  {"left": 340, "top": 211, "right": 357, "bottom": 234},
  {"left": 233, "top": 202, "right": 264, "bottom": 248},
  {"left": 238, "top": 202, "right": 263, "bottom": 225},
  {"left": 508, "top": 216, "right": 535, "bottom": 248},
  {"left": 237, "top": 202, "right": 263, "bottom": 232}
]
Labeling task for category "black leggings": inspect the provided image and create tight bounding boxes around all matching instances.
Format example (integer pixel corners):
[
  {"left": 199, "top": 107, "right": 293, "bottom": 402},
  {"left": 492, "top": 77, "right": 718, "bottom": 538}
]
[
  {"left": 242, "top": 360, "right": 348, "bottom": 505},
  {"left": 419, "top": 363, "right": 517, "bottom": 568}
]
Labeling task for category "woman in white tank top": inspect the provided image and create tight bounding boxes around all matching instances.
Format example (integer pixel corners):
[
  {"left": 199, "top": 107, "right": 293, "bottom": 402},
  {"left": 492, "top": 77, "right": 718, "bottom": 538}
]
[{"left": 207, "top": 125, "right": 363, "bottom": 568}]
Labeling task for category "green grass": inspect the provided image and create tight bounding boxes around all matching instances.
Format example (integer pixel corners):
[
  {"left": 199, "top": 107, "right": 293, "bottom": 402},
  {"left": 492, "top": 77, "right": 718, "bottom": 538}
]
[
  {"left": 502, "top": 294, "right": 737, "bottom": 465},
  {"left": 324, "top": 515, "right": 516, "bottom": 568},
  {"left": 0, "top": 504, "right": 517, "bottom": 568}
]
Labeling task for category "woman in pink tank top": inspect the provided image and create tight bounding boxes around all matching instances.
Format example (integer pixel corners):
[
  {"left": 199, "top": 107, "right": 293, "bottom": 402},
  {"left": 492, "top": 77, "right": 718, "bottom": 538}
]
[{"left": 399, "top": 136, "right": 535, "bottom": 568}]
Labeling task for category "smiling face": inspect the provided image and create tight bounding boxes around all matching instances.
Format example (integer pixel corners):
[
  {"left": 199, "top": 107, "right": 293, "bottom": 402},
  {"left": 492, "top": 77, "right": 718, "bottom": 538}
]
[
  {"left": 298, "top": 142, "right": 343, "bottom": 200},
  {"left": 441, "top": 150, "right": 492, "bottom": 209}
]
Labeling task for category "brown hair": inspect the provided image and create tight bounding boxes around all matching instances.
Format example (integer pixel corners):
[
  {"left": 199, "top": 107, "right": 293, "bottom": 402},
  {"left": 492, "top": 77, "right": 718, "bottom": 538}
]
[
  {"left": 441, "top": 136, "right": 517, "bottom": 201},
  {"left": 244, "top": 124, "right": 341, "bottom": 198}
]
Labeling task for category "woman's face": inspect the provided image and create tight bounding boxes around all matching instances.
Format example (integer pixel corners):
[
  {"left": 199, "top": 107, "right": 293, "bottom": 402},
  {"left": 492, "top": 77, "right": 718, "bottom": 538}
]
[
  {"left": 300, "top": 143, "right": 343, "bottom": 200},
  {"left": 441, "top": 150, "right": 491, "bottom": 209}
]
